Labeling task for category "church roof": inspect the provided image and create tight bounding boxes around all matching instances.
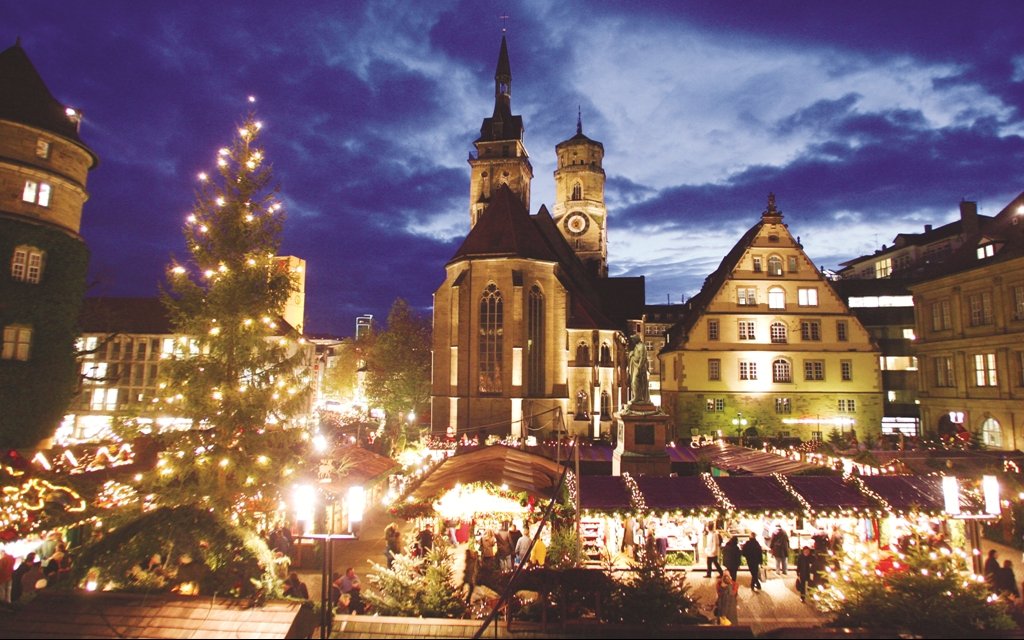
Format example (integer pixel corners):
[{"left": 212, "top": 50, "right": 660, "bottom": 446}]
[
  {"left": 450, "top": 186, "right": 560, "bottom": 263},
  {"left": 0, "top": 41, "right": 94, "bottom": 157}
]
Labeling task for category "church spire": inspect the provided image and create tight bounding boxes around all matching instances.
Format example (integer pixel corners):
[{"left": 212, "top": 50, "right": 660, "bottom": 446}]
[
  {"left": 494, "top": 35, "right": 512, "bottom": 117},
  {"left": 576, "top": 105, "right": 582, "bottom": 135}
]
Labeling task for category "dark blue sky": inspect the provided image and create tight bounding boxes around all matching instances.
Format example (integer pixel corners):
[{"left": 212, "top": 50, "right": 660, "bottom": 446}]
[{"left": 4, "top": 1, "right": 1023, "bottom": 336}]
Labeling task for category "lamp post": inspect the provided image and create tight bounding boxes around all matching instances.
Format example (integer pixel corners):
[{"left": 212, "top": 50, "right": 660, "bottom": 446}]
[
  {"left": 293, "top": 484, "right": 363, "bottom": 640},
  {"left": 732, "top": 413, "right": 748, "bottom": 446}
]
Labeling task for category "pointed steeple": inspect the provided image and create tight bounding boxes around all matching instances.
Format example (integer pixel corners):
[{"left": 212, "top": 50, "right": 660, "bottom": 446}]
[
  {"left": 0, "top": 40, "right": 87, "bottom": 144},
  {"left": 576, "top": 105, "right": 582, "bottom": 136},
  {"left": 492, "top": 35, "right": 512, "bottom": 122}
]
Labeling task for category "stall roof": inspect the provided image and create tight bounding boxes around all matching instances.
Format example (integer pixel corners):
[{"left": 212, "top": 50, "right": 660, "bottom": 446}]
[
  {"left": 526, "top": 442, "right": 699, "bottom": 464},
  {"left": 411, "top": 445, "right": 564, "bottom": 501},
  {"left": 695, "top": 442, "right": 818, "bottom": 475},
  {"left": 712, "top": 476, "right": 803, "bottom": 512},
  {"left": 860, "top": 475, "right": 982, "bottom": 514},
  {"left": 634, "top": 476, "right": 718, "bottom": 512},
  {"left": 787, "top": 476, "right": 871, "bottom": 512},
  {"left": 579, "top": 476, "right": 631, "bottom": 511}
]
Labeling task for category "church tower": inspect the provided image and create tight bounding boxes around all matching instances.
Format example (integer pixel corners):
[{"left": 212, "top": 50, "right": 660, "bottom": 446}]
[
  {"left": 552, "top": 113, "right": 607, "bottom": 277},
  {"left": 468, "top": 35, "right": 532, "bottom": 228}
]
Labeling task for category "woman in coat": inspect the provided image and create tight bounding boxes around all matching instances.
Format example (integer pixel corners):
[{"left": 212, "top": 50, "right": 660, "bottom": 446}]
[
  {"left": 715, "top": 572, "right": 739, "bottom": 625},
  {"left": 722, "top": 535, "right": 742, "bottom": 581},
  {"left": 795, "top": 546, "right": 814, "bottom": 602}
]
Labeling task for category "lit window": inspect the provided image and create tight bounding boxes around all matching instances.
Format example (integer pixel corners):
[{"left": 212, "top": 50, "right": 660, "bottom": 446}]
[
  {"left": 800, "top": 320, "right": 821, "bottom": 341},
  {"left": 775, "top": 397, "right": 791, "bottom": 414},
  {"left": 11, "top": 249, "right": 27, "bottom": 281},
  {"left": 1, "top": 325, "right": 32, "bottom": 361},
  {"left": 977, "top": 244, "right": 995, "bottom": 260},
  {"left": 36, "top": 138, "right": 51, "bottom": 158},
  {"left": 752, "top": 257, "right": 762, "bottom": 272},
  {"left": 739, "top": 361, "right": 757, "bottom": 380},
  {"left": 804, "top": 360, "right": 824, "bottom": 381},
  {"left": 875, "top": 257, "right": 892, "bottom": 278},
  {"left": 767, "top": 256, "right": 783, "bottom": 276},
  {"left": 770, "top": 322, "right": 787, "bottom": 344},
  {"left": 738, "top": 320, "right": 756, "bottom": 340},
  {"left": 841, "top": 360, "right": 852, "bottom": 381},
  {"left": 707, "top": 319, "right": 719, "bottom": 341},
  {"left": 705, "top": 398, "right": 725, "bottom": 413},
  {"left": 708, "top": 358, "right": 721, "bottom": 381},
  {"left": 902, "top": 328, "right": 916, "bottom": 340},
  {"left": 772, "top": 359, "right": 792, "bottom": 383},
  {"left": 974, "top": 353, "right": 998, "bottom": 387},
  {"left": 982, "top": 418, "right": 1002, "bottom": 448},
  {"left": 737, "top": 287, "right": 757, "bottom": 305},
  {"left": 21, "top": 180, "right": 51, "bottom": 207},
  {"left": 838, "top": 399, "right": 856, "bottom": 413},
  {"left": 768, "top": 287, "right": 785, "bottom": 309},
  {"left": 797, "top": 288, "right": 818, "bottom": 306}
]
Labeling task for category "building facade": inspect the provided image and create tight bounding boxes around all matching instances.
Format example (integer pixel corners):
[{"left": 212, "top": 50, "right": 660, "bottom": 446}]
[
  {"left": 910, "top": 191, "right": 1024, "bottom": 450},
  {"left": 431, "top": 37, "right": 643, "bottom": 440},
  {"left": 659, "top": 197, "right": 883, "bottom": 441},
  {"left": 0, "top": 41, "right": 98, "bottom": 448}
]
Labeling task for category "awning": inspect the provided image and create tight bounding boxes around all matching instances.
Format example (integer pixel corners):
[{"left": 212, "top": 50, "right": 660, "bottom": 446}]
[{"left": 411, "top": 445, "right": 565, "bottom": 502}]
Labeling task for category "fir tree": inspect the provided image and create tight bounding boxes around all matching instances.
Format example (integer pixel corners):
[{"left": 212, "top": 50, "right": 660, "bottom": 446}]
[
  {"left": 605, "top": 539, "right": 704, "bottom": 625},
  {"left": 364, "top": 535, "right": 466, "bottom": 618},
  {"left": 154, "top": 112, "right": 312, "bottom": 515}
]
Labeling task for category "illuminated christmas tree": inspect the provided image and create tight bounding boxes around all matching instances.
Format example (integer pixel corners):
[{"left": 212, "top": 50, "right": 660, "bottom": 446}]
[{"left": 155, "top": 109, "right": 312, "bottom": 516}]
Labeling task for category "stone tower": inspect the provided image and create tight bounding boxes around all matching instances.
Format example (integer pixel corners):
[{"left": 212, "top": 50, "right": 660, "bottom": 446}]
[
  {"left": 468, "top": 35, "right": 533, "bottom": 228},
  {"left": 0, "top": 40, "right": 98, "bottom": 448},
  {"left": 552, "top": 112, "right": 607, "bottom": 277}
]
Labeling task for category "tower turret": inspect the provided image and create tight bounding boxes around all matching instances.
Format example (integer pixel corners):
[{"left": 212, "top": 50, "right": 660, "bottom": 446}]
[{"left": 552, "top": 111, "right": 607, "bottom": 276}]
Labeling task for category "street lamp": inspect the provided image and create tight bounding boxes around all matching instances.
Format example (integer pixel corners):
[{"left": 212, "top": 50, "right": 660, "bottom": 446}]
[
  {"left": 292, "top": 484, "right": 362, "bottom": 640},
  {"left": 732, "top": 413, "right": 748, "bottom": 445}
]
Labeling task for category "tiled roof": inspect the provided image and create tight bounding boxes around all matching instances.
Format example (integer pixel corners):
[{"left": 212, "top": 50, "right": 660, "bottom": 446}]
[{"left": 0, "top": 592, "right": 316, "bottom": 639}]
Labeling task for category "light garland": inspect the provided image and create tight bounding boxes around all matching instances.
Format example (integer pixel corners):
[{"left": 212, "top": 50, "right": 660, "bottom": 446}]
[
  {"left": 621, "top": 472, "right": 647, "bottom": 513},
  {"left": 702, "top": 472, "right": 735, "bottom": 511}
]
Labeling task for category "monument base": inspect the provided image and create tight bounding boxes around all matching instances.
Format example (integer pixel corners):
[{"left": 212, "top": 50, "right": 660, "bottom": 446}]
[{"left": 613, "top": 407, "right": 674, "bottom": 477}]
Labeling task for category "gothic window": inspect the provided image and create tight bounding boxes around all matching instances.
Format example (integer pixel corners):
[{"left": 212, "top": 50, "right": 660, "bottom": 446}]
[
  {"left": 600, "top": 391, "right": 611, "bottom": 419},
  {"left": 527, "top": 286, "right": 545, "bottom": 395},
  {"left": 772, "top": 359, "right": 792, "bottom": 383},
  {"left": 575, "top": 341, "right": 590, "bottom": 365},
  {"left": 600, "top": 342, "right": 612, "bottom": 366},
  {"left": 575, "top": 389, "right": 589, "bottom": 418},
  {"left": 571, "top": 182, "right": 582, "bottom": 200},
  {"left": 770, "top": 322, "right": 787, "bottom": 344},
  {"left": 478, "top": 284, "right": 503, "bottom": 393}
]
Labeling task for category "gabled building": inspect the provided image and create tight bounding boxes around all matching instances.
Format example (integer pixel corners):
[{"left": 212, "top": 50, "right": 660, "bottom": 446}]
[
  {"left": 431, "top": 37, "right": 644, "bottom": 440},
  {"left": 0, "top": 40, "right": 98, "bottom": 448},
  {"left": 659, "top": 196, "right": 883, "bottom": 441},
  {"left": 909, "top": 191, "right": 1024, "bottom": 450}
]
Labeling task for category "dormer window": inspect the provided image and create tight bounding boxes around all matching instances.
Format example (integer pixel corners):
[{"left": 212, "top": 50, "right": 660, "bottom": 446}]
[
  {"left": 977, "top": 243, "right": 996, "bottom": 259},
  {"left": 36, "top": 139, "right": 51, "bottom": 159}
]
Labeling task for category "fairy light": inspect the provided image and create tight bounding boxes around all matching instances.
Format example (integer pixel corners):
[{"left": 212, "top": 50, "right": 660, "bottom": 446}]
[{"left": 198, "top": 172, "right": 208, "bottom": 182}]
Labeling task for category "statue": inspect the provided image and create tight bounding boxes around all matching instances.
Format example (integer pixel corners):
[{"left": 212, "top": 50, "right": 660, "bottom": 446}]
[{"left": 627, "top": 333, "right": 650, "bottom": 406}]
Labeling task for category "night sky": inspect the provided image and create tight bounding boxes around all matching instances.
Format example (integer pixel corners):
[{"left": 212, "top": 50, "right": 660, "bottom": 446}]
[{"left": 4, "top": 1, "right": 1023, "bottom": 336}]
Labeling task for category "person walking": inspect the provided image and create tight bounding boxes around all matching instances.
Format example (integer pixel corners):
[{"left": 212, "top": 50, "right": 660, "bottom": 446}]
[
  {"left": 722, "top": 535, "right": 742, "bottom": 582},
  {"left": 462, "top": 546, "right": 479, "bottom": 603},
  {"left": 495, "top": 526, "right": 513, "bottom": 572},
  {"left": 0, "top": 548, "right": 15, "bottom": 603},
  {"left": 715, "top": 572, "right": 739, "bottom": 625},
  {"left": 795, "top": 546, "right": 814, "bottom": 602},
  {"left": 996, "top": 560, "right": 1020, "bottom": 600},
  {"left": 770, "top": 525, "right": 790, "bottom": 576},
  {"left": 985, "top": 549, "right": 1001, "bottom": 592},
  {"left": 514, "top": 528, "right": 531, "bottom": 567},
  {"left": 384, "top": 522, "right": 402, "bottom": 569},
  {"left": 703, "top": 524, "right": 723, "bottom": 578},
  {"left": 742, "top": 532, "right": 764, "bottom": 592}
]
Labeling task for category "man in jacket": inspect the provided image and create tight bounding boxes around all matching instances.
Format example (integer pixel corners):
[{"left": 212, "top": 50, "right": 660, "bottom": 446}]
[
  {"left": 703, "top": 524, "right": 723, "bottom": 578},
  {"left": 769, "top": 526, "right": 790, "bottom": 575},
  {"left": 742, "top": 532, "right": 764, "bottom": 591}
]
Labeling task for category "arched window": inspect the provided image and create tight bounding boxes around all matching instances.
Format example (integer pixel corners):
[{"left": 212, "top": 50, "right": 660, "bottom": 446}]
[
  {"left": 770, "top": 322, "right": 787, "bottom": 344},
  {"left": 768, "top": 287, "right": 786, "bottom": 310},
  {"left": 575, "top": 389, "right": 589, "bottom": 418},
  {"left": 478, "top": 284, "right": 503, "bottom": 393},
  {"left": 11, "top": 246, "right": 45, "bottom": 284},
  {"left": 571, "top": 182, "right": 582, "bottom": 200},
  {"left": 575, "top": 341, "right": 590, "bottom": 365},
  {"left": 768, "top": 255, "right": 783, "bottom": 276},
  {"left": 600, "top": 391, "right": 611, "bottom": 419},
  {"left": 772, "top": 359, "right": 792, "bottom": 383},
  {"left": 600, "top": 342, "right": 612, "bottom": 366},
  {"left": 982, "top": 417, "right": 1002, "bottom": 449},
  {"left": 527, "top": 286, "right": 545, "bottom": 395}
]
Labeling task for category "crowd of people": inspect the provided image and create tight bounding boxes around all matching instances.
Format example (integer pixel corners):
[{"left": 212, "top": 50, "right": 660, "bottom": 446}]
[{"left": 0, "top": 530, "right": 74, "bottom": 606}]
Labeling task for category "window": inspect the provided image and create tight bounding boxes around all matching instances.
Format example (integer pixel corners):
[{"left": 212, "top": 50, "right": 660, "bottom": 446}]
[
  {"left": 2, "top": 325, "right": 32, "bottom": 361},
  {"left": 902, "top": 328, "right": 916, "bottom": 340},
  {"left": 599, "top": 342, "right": 612, "bottom": 366},
  {"left": 768, "top": 287, "right": 785, "bottom": 309},
  {"left": 770, "top": 322, "right": 787, "bottom": 344},
  {"left": 600, "top": 391, "right": 611, "bottom": 418},
  {"left": 968, "top": 292, "right": 993, "bottom": 326},
  {"left": 772, "top": 359, "right": 792, "bottom": 383},
  {"left": 800, "top": 320, "right": 821, "bottom": 341},
  {"left": 775, "top": 397, "right": 791, "bottom": 414},
  {"left": 787, "top": 256, "right": 798, "bottom": 273},
  {"left": 804, "top": 360, "right": 824, "bottom": 381},
  {"left": 875, "top": 257, "right": 892, "bottom": 278},
  {"left": 739, "top": 361, "right": 757, "bottom": 380},
  {"left": 571, "top": 182, "right": 582, "bottom": 200},
  {"left": 11, "top": 249, "right": 27, "bottom": 281},
  {"left": 478, "top": 284, "right": 503, "bottom": 393},
  {"left": 24, "top": 250, "right": 43, "bottom": 283},
  {"left": 931, "top": 299, "right": 951, "bottom": 330},
  {"left": 708, "top": 358, "right": 721, "bottom": 381},
  {"left": 768, "top": 255, "right": 783, "bottom": 276},
  {"left": 737, "top": 287, "right": 757, "bottom": 305},
  {"left": 977, "top": 244, "right": 995, "bottom": 260},
  {"left": 974, "top": 353, "right": 998, "bottom": 387},
  {"left": 527, "top": 286, "right": 545, "bottom": 395},
  {"left": 837, "top": 320, "right": 848, "bottom": 342},
  {"left": 982, "top": 418, "right": 1002, "bottom": 448},
  {"left": 1014, "top": 286, "right": 1024, "bottom": 321},
  {"left": 752, "top": 257, "right": 762, "bottom": 272},
  {"left": 706, "top": 398, "right": 725, "bottom": 413},
  {"left": 575, "top": 390, "right": 589, "bottom": 418},
  {"left": 797, "top": 288, "right": 818, "bottom": 306},
  {"left": 738, "top": 320, "right": 756, "bottom": 340},
  {"left": 707, "top": 319, "right": 719, "bottom": 341},
  {"left": 36, "top": 138, "right": 50, "bottom": 158},
  {"left": 841, "top": 360, "right": 852, "bottom": 381},
  {"left": 935, "top": 355, "right": 955, "bottom": 387},
  {"left": 575, "top": 341, "right": 590, "bottom": 365},
  {"left": 838, "top": 399, "right": 856, "bottom": 413},
  {"left": 21, "top": 180, "right": 51, "bottom": 207}
]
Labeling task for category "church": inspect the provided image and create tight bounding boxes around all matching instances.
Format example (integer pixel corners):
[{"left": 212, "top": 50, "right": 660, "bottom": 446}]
[{"left": 430, "top": 36, "right": 645, "bottom": 439}]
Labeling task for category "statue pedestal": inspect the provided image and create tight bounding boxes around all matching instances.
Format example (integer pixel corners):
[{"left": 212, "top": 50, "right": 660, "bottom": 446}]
[{"left": 613, "top": 402, "right": 672, "bottom": 477}]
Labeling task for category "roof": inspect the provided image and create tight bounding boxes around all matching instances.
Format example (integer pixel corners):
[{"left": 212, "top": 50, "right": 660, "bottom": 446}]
[
  {"left": 0, "top": 592, "right": 315, "bottom": 639},
  {"left": 329, "top": 444, "right": 399, "bottom": 486},
  {"left": 411, "top": 445, "right": 566, "bottom": 501},
  {"left": 695, "top": 442, "right": 819, "bottom": 475},
  {"left": 80, "top": 297, "right": 173, "bottom": 334},
  {"left": 450, "top": 186, "right": 559, "bottom": 263},
  {"left": 0, "top": 42, "right": 95, "bottom": 163},
  {"left": 859, "top": 475, "right": 982, "bottom": 513},
  {"left": 633, "top": 475, "right": 718, "bottom": 512},
  {"left": 579, "top": 475, "right": 630, "bottom": 510},
  {"left": 713, "top": 476, "right": 804, "bottom": 512},
  {"left": 787, "top": 475, "right": 871, "bottom": 512}
]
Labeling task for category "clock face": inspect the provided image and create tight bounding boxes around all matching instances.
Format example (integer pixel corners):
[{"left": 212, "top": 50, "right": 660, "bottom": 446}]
[{"left": 564, "top": 212, "right": 590, "bottom": 236}]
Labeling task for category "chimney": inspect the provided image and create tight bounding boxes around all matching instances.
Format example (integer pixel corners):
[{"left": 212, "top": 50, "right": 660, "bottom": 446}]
[
  {"left": 924, "top": 224, "right": 933, "bottom": 232},
  {"left": 960, "top": 200, "right": 979, "bottom": 236}
]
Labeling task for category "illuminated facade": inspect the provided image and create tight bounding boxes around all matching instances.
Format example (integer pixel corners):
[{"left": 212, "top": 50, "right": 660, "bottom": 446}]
[
  {"left": 0, "top": 40, "right": 98, "bottom": 448},
  {"left": 910, "top": 191, "right": 1024, "bottom": 450},
  {"left": 431, "top": 37, "right": 643, "bottom": 439},
  {"left": 659, "top": 196, "right": 883, "bottom": 441}
]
